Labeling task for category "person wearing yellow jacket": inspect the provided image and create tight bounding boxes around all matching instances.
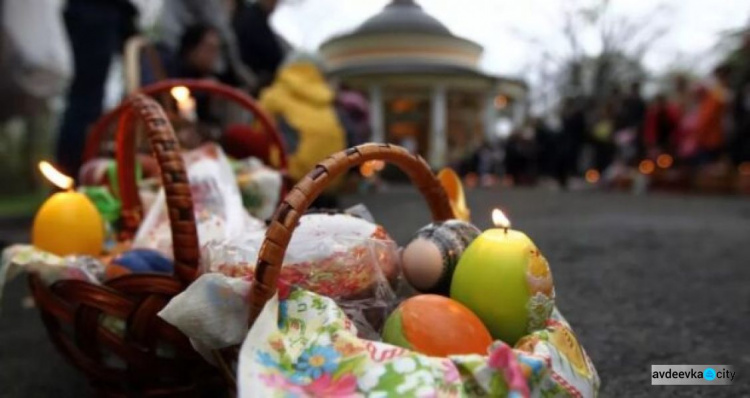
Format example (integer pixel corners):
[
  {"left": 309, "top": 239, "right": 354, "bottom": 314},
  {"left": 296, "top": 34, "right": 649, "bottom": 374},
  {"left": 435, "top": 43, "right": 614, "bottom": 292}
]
[{"left": 259, "top": 54, "right": 347, "bottom": 191}]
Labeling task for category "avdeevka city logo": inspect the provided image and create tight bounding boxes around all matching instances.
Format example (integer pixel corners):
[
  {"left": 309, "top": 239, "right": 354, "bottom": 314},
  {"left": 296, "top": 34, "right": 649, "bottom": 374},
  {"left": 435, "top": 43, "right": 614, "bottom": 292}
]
[{"left": 651, "top": 365, "right": 734, "bottom": 385}]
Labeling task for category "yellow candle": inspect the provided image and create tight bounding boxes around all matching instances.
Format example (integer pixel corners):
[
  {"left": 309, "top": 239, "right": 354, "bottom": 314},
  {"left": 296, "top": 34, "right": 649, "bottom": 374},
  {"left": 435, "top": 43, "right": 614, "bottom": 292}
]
[
  {"left": 32, "top": 162, "right": 104, "bottom": 257},
  {"left": 450, "top": 209, "right": 554, "bottom": 345}
]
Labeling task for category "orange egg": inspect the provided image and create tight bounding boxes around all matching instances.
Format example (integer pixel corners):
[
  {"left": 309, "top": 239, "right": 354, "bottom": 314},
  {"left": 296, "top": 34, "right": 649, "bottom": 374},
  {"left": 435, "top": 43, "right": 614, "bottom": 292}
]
[{"left": 383, "top": 295, "right": 493, "bottom": 356}]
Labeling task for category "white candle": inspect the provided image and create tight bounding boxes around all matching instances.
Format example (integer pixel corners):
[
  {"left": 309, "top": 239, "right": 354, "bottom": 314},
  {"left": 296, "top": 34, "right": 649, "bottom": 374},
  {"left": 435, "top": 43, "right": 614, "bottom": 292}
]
[{"left": 170, "top": 86, "right": 196, "bottom": 122}]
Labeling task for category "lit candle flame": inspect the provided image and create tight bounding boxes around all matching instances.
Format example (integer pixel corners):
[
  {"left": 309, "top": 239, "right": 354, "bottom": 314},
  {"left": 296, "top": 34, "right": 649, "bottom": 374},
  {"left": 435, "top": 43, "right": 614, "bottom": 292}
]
[
  {"left": 39, "top": 161, "right": 73, "bottom": 190},
  {"left": 656, "top": 154, "right": 673, "bottom": 169},
  {"left": 492, "top": 208, "right": 511, "bottom": 229},
  {"left": 170, "top": 85, "right": 196, "bottom": 121},
  {"left": 170, "top": 86, "right": 190, "bottom": 103},
  {"left": 639, "top": 159, "right": 655, "bottom": 175},
  {"left": 585, "top": 169, "right": 600, "bottom": 184}
]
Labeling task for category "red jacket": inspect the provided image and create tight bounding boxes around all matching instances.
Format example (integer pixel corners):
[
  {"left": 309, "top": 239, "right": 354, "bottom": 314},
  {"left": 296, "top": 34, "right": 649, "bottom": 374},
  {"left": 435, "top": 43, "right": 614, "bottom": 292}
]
[
  {"left": 695, "top": 85, "right": 729, "bottom": 151},
  {"left": 644, "top": 103, "right": 681, "bottom": 148}
]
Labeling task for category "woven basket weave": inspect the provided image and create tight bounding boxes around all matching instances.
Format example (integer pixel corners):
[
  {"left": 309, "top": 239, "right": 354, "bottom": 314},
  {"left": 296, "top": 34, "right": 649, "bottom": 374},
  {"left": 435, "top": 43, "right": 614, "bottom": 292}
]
[
  {"left": 28, "top": 95, "right": 221, "bottom": 397},
  {"left": 215, "top": 143, "right": 456, "bottom": 388}
]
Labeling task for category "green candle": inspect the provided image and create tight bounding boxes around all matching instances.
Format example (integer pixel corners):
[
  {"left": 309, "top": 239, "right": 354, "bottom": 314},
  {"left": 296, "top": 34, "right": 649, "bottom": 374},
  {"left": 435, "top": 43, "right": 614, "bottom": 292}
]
[{"left": 450, "top": 209, "right": 555, "bottom": 345}]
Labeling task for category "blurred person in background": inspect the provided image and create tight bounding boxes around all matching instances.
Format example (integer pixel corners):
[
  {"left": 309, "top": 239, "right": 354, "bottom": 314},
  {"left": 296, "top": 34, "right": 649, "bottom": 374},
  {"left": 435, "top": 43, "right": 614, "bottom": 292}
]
[
  {"left": 476, "top": 140, "right": 495, "bottom": 186},
  {"left": 335, "top": 85, "right": 371, "bottom": 148},
  {"left": 175, "top": 24, "right": 223, "bottom": 80},
  {"left": 729, "top": 32, "right": 750, "bottom": 166},
  {"left": 555, "top": 97, "right": 587, "bottom": 189},
  {"left": 643, "top": 94, "right": 680, "bottom": 159},
  {"left": 173, "top": 24, "right": 227, "bottom": 148},
  {"left": 591, "top": 102, "right": 616, "bottom": 173},
  {"left": 259, "top": 53, "right": 346, "bottom": 206},
  {"left": 674, "top": 85, "right": 704, "bottom": 163},
  {"left": 694, "top": 65, "right": 731, "bottom": 165},
  {"left": 55, "top": 0, "right": 143, "bottom": 178},
  {"left": 504, "top": 124, "right": 537, "bottom": 186},
  {"left": 672, "top": 75, "right": 692, "bottom": 114},
  {"left": 157, "top": 0, "right": 255, "bottom": 88},
  {"left": 233, "top": 0, "right": 289, "bottom": 95},
  {"left": 533, "top": 117, "right": 559, "bottom": 180},
  {"left": 617, "top": 82, "right": 647, "bottom": 161}
]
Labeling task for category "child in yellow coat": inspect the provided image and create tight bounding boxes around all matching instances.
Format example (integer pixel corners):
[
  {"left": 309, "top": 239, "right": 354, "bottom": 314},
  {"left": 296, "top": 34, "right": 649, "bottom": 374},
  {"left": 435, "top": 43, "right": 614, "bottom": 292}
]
[{"left": 259, "top": 55, "right": 347, "bottom": 190}]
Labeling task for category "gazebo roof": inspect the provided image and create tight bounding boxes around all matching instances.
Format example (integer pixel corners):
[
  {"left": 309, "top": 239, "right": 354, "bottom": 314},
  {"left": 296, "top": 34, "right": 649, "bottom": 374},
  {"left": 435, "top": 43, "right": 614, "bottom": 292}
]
[
  {"left": 319, "top": 0, "right": 527, "bottom": 95},
  {"left": 354, "top": 0, "right": 453, "bottom": 37}
]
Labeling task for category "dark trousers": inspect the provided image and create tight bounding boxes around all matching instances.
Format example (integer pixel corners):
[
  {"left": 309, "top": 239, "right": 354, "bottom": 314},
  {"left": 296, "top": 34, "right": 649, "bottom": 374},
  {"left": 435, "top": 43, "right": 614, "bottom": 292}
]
[
  {"left": 56, "top": 0, "right": 132, "bottom": 178},
  {"left": 554, "top": 139, "right": 582, "bottom": 189},
  {"left": 593, "top": 141, "right": 615, "bottom": 172},
  {"left": 732, "top": 122, "right": 750, "bottom": 165}
]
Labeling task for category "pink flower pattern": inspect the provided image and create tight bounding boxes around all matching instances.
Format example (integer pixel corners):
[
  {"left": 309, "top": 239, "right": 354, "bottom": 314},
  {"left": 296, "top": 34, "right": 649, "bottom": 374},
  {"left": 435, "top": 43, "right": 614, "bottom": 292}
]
[
  {"left": 442, "top": 360, "right": 461, "bottom": 384},
  {"left": 488, "top": 343, "right": 531, "bottom": 398},
  {"left": 302, "top": 373, "right": 359, "bottom": 397}
]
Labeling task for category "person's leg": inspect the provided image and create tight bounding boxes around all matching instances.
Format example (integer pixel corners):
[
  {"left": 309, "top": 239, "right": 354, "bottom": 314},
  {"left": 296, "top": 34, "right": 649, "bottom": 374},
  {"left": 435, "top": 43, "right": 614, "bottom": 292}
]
[
  {"left": 56, "top": 0, "right": 127, "bottom": 177},
  {"left": 593, "top": 142, "right": 605, "bottom": 171}
]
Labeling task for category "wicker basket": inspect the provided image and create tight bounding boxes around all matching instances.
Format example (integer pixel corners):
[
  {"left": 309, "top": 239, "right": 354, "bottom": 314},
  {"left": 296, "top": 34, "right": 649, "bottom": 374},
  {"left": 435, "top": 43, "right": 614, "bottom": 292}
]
[
  {"left": 213, "top": 143, "right": 456, "bottom": 389},
  {"left": 82, "top": 79, "right": 287, "bottom": 171},
  {"left": 28, "top": 95, "right": 222, "bottom": 396}
]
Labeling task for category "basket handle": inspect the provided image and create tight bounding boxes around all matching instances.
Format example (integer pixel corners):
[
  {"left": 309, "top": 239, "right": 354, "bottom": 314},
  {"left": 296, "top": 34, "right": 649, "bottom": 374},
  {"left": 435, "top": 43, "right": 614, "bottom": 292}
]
[
  {"left": 82, "top": 79, "right": 288, "bottom": 170},
  {"left": 116, "top": 95, "right": 200, "bottom": 282},
  {"left": 247, "top": 143, "right": 455, "bottom": 325},
  {"left": 107, "top": 79, "right": 287, "bottom": 231}
]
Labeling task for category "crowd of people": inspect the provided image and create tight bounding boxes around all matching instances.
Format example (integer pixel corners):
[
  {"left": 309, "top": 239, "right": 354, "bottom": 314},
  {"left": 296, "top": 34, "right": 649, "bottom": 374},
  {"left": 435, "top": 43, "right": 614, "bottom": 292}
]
[
  {"left": 55, "top": 0, "right": 371, "bottom": 189},
  {"left": 54, "top": 0, "right": 750, "bottom": 195},
  {"left": 497, "top": 34, "right": 750, "bottom": 190}
]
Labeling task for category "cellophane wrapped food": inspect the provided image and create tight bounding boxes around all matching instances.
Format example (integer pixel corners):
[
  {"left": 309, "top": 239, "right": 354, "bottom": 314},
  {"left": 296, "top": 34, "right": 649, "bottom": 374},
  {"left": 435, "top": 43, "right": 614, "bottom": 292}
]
[
  {"left": 0, "top": 245, "right": 106, "bottom": 310},
  {"left": 160, "top": 209, "right": 400, "bottom": 355},
  {"left": 133, "top": 143, "right": 265, "bottom": 259},
  {"left": 233, "top": 157, "right": 283, "bottom": 221}
]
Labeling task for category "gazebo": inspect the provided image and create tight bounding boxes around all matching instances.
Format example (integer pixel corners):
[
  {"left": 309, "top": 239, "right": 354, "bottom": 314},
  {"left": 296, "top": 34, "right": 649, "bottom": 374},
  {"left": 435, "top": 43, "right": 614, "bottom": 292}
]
[{"left": 319, "top": 0, "right": 527, "bottom": 168}]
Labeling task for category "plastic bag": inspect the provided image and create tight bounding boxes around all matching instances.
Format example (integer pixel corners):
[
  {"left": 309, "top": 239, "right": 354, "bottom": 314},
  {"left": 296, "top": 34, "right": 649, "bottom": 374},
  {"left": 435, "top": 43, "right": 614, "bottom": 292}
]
[
  {"left": 160, "top": 209, "right": 400, "bottom": 354},
  {"left": 0, "top": 245, "right": 106, "bottom": 308},
  {"left": 158, "top": 273, "right": 251, "bottom": 360},
  {"left": 234, "top": 157, "right": 283, "bottom": 220},
  {"left": 204, "top": 212, "right": 399, "bottom": 299},
  {"left": 133, "top": 144, "right": 264, "bottom": 258}
]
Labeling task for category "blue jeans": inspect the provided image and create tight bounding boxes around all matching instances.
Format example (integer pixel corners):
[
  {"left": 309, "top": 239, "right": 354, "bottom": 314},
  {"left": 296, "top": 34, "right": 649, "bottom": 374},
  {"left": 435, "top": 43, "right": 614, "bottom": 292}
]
[{"left": 55, "top": 0, "right": 133, "bottom": 178}]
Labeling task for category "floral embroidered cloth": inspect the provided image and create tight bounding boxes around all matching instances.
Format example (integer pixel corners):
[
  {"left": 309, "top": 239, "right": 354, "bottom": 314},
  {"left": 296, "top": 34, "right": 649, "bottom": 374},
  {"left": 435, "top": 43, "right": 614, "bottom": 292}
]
[{"left": 238, "top": 288, "right": 600, "bottom": 397}]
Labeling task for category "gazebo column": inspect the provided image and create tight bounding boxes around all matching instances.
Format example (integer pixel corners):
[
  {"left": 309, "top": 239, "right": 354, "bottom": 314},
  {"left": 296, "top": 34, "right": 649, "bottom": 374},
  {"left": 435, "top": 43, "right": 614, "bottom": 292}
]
[
  {"left": 483, "top": 91, "right": 496, "bottom": 140},
  {"left": 428, "top": 85, "right": 447, "bottom": 168},
  {"left": 369, "top": 85, "right": 385, "bottom": 143},
  {"left": 512, "top": 96, "right": 526, "bottom": 125}
]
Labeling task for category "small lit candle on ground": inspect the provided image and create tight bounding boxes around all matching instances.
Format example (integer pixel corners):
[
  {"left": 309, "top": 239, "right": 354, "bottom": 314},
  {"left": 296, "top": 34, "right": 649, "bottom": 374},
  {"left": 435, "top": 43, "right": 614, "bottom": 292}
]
[
  {"left": 170, "top": 86, "right": 197, "bottom": 122},
  {"left": 32, "top": 161, "right": 104, "bottom": 256},
  {"left": 451, "top": 209, "right": 554, "bottom": 345}
]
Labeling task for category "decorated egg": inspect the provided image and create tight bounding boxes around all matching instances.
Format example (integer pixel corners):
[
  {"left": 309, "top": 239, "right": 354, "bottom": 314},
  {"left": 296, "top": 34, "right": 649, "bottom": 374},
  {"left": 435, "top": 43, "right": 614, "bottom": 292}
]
[
  {"left": 401, "top": 220, "right": 480, "bottom": 294},
  {"left": 112, "top": 249, "right": 173, "bottom": 274},
  {"left": 126, "top": 249, "right": 174, "bottom": 273},
  {"left": 382, "top": 295, "right": 493, "bottom": 356},
  {"left": 451, "top": 235, "right": 555, "bottom": 345}
]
